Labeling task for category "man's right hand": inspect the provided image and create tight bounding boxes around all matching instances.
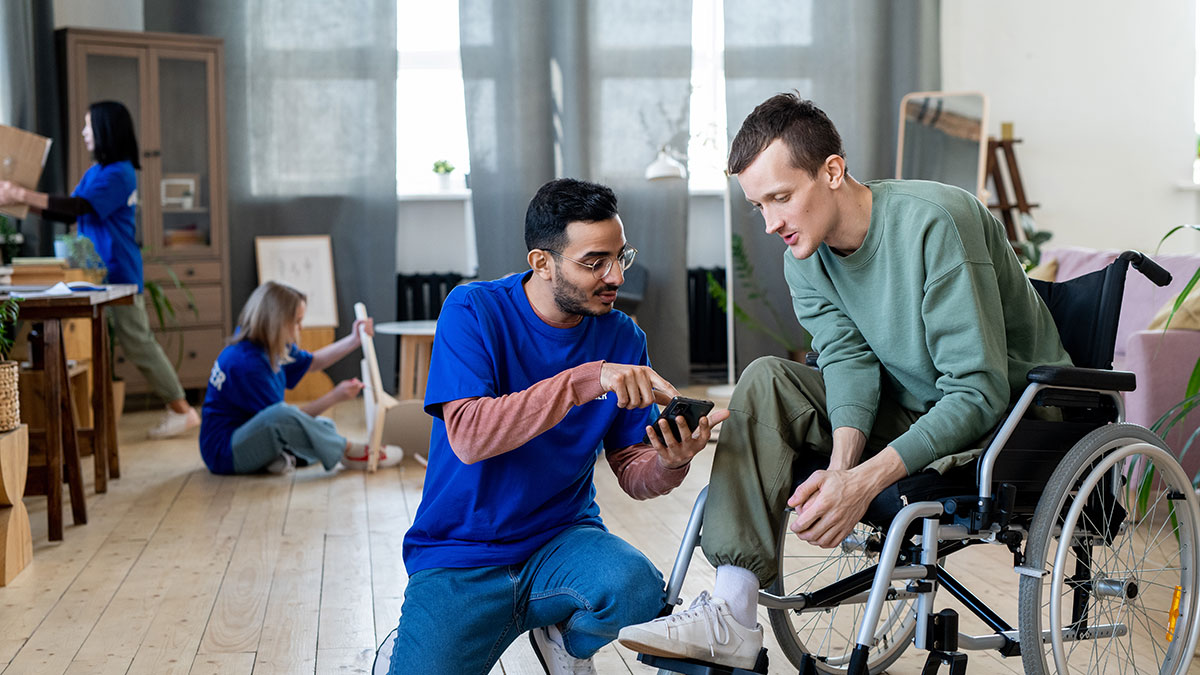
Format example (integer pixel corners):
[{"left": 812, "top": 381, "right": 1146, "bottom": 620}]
[{"left": 599, "top": 362, "right": 678, "bottom": 409}]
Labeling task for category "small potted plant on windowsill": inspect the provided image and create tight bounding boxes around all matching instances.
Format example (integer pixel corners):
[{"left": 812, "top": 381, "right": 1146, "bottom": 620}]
[{"left": 433, "top": 159, "right": 455, "bottom": 191}]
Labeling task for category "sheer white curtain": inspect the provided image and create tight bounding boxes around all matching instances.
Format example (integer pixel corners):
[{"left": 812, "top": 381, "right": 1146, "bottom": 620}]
[
  {"left": 148, "top": 1, "right": 400, "bottom": 386},
  {"left": 724, "top": 0, "right": 941, "bottom": 372},
  {"left": 461, "top": 0, "right": 694, "bottom": 384}
]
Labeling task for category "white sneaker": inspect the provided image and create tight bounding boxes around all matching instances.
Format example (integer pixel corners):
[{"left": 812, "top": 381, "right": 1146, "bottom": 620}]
[
  {"left": 529, "top": 624, "right": 596, "bottom": 674},
  {"left": 342, "top": 444, "right": 404, "bottom": 470},
  {"left": 265, "top": 452, "right": 296, "bottom": 475},
  {"left": 148, "top": 406, "right": 201, "bottom": 439},
  {"left": 617, "top": 592, "right": 763, "bottom": 669}
]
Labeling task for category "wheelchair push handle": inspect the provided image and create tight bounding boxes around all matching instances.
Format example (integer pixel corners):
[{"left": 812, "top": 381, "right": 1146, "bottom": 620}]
[{"left": 1119, "top": 250, "right": 1172, "bottom": 287}]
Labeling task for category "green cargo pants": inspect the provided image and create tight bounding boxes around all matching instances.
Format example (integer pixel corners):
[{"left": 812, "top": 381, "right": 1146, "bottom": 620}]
[
  {"left": 108, "top": 294, "right": 187, "bottom": 404},
  {"left": 700, "top": 356, "right": 922, "bottom": 587}
]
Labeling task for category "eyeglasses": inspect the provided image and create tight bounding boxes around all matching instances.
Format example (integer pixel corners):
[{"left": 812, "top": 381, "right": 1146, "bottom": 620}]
[{"left": 544, "top": 246, "right": 638, "bottom": 280}]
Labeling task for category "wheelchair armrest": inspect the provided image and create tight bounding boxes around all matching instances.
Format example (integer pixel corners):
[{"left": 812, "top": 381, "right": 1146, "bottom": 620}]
[{"left": 1026, "top": 365, "right": 1136, "bottom": 392}]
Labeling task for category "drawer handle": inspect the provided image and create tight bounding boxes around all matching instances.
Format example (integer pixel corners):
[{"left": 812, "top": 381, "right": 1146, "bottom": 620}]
[
  {"left": 188, "top": 351, "right": 198, "bottom": 359},
  {"left": 185, "top": 268, "right": 195, "bottom": 276}
]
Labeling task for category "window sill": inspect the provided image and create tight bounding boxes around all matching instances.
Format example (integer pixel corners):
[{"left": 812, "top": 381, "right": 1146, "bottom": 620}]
[{"left": 397, "top": 190, "right": 472, "bottom": 202}]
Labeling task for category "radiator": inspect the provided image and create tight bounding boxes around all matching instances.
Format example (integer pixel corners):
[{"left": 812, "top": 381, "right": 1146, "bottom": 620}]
[
  {"left": 688, "top": 267, "right": 727, "bottom": 366},
  {"left": 395, "top": 273, "right": 463, "bottom": 321}
]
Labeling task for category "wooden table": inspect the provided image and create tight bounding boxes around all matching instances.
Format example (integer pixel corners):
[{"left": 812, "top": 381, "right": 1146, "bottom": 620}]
[
  {"left": 2, "top": 284, "right": 136, "bottom": 541},
  {"left": 375, "top": 320, "right": 437, "bottom": 400}
]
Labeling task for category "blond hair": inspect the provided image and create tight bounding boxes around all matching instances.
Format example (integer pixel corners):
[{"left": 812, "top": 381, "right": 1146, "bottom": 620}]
[{"left": 234, "top": 281, "right": 306, "bottom": 371}]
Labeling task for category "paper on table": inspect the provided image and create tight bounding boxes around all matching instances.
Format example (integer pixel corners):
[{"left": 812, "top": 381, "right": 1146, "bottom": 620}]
[{"left": 11, "top": 282, "right": 74, "bottom": 297}]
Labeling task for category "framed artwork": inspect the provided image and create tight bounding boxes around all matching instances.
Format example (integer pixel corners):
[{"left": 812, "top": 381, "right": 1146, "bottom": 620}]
[
  {"left": 161, "top": 173, "right": 200, "bottom": 209},
  {"left": 254, "top": 235, "right": 339, "bottom": 327}
]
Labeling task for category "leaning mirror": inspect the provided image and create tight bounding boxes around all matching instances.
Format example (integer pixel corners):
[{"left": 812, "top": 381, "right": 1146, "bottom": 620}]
[{"left": 896, "top": 91, "right": 989, "bottom": 200}]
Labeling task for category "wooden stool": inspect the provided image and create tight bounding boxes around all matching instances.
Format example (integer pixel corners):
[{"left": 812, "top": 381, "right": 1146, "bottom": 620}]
[
  {"left": 0, "top": 424, "right": 31, "bottom": 585},
  {"left": 375, "top": 321, "right": 437, "bottom": 401}
]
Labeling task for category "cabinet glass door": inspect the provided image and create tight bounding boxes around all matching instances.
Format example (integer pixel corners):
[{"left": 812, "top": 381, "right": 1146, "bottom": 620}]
[
  {"left": 82, "top": 50, "right": 145, "bottom": 248},
  {"left": 154, "top": 52, "right": 217, "bottom": 255}
]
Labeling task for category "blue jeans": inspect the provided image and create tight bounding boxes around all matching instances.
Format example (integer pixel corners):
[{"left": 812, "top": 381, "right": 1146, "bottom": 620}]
[
  {"left": 229, "top": 402, "right": 346, "bottom": 473},
  {"left": 389, "top": 524, "right": 666, "bottom": 675}
]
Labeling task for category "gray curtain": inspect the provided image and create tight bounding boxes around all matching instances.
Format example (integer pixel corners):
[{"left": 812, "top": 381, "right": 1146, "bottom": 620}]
[
  {"left": 725, "top": 0, "right": 940, "bottom": 374},
  {"left": 460, "top": 0, "right": 693, "bottom": 385},
  {"left": 147, "top": 2, "right": 399, "bottom": 388},
  {"left": 0, "top": 0, "right": 64, "bottom": 257}
]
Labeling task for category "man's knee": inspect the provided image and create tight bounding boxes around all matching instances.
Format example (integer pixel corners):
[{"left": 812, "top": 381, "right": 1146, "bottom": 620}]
[
  {"left": 591, "top": 552, "right": 665, "bottom": 624},
  {"left": 733, "top": 356, "right": 820, "bottom": 407}
]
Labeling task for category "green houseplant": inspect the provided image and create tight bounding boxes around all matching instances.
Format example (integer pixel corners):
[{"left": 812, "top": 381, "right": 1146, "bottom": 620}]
[
  {"left": 0, "top": 296, "right": 22, "bottom": 432},
  {"left": 706, "top": 233, "right": 810, "bottom": 358}
]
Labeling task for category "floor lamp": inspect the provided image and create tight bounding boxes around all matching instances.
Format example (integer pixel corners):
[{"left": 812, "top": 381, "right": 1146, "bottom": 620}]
[
  {"left": 708, "top": 176, "right": 735, "bottom": 399},
  {"left": 645, "top": 149, "right": 736, "bottom": 399}
]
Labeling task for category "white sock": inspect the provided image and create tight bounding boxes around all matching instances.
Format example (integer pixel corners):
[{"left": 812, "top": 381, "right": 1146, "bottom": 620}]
[{"left": 713, "top": 565, "right": 759, "bottom": 628}]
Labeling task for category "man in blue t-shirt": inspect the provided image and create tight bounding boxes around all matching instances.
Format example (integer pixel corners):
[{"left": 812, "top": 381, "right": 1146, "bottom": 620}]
[{"left": 386, "top": 179, "right": 728, "bottom": 675}]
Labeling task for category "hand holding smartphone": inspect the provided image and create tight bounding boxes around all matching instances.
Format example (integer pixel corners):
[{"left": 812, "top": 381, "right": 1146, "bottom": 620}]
[{"left": 644, "top": 396, "right": 715, "bottom": 445}]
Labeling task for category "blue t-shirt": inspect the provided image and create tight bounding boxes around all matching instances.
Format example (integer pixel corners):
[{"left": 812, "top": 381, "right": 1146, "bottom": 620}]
[
  {"left": 72, "top": 161, "right": 143, "bottom": 292},
  {"left": 199, "top": 340, "right": 313, "bottom": 474},
  {"left": 402, "top": 272, "right": 657, "bottom": 574}
]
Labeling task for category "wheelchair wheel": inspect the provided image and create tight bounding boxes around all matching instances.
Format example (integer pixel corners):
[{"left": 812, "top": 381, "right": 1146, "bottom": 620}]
[
  {"left": 767, "top": 512, "right": 916, "bottom": 673},
  {"left": 1018, "top": 423, "right": 1200, "bottom": 675}
]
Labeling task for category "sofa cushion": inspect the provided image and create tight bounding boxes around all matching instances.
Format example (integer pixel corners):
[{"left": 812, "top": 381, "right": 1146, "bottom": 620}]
[
  {"left": 1147, "top": 282, "right": 1200, "bottom": 331},
  {"left": 1041, "top": 246, "right": 1200, "bottom": 358}
]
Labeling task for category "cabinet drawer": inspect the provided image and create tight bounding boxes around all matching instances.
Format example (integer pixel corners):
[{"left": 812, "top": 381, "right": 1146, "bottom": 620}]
[
  {"left": 149, "top": 285, "right": 223, "bottom": 327},
  {"left": 144, "top": 260, "right": 223, "bottom": 284},
  {"left": 114, "top": 327, "right": 226, "bottom": 391}
]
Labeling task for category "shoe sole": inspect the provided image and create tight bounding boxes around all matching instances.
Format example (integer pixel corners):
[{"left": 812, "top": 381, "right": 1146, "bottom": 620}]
[
  {"left": 617, "top": 635, "right": 758, "bottom": 670},
  {"left": 528, "top": 631, "right": 551, "bottom": 674}
]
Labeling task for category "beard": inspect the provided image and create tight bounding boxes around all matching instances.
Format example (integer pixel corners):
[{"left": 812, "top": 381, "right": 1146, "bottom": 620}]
[{"left": 552, "top": 274, "right": 619, "bottom": 318}]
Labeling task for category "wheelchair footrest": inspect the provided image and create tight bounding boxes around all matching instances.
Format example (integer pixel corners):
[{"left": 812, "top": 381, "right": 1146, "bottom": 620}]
[
  {"left": 637, "top": 649, "right": 768, "bottom": 674},
  {"left": 920, "top": 650, "right": 968, "bottom": 675}
]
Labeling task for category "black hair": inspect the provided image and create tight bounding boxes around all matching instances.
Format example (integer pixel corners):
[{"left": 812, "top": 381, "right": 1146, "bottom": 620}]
[
  {"left": 524, "top": 178, "right": 619, "bottom": 252},
  {"left": 89, "top": 100, "right": 141, "bottom": 170}
]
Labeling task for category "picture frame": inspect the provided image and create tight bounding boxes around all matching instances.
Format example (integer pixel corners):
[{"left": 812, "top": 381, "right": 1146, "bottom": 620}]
[
  {"left": 160, "top": 173, "right": 200, "bottom": 210},
  {"left": 254, "top": 235, "right": 339, "bottom": 327}
]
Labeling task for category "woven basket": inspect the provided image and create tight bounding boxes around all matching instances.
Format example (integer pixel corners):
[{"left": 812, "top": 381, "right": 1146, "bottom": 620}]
[{"left": 0, "top": 361, "right": 19, "bottom": 432}]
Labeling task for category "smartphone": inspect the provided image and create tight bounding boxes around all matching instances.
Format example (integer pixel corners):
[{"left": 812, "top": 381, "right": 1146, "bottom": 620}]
[{"left": 644, "top": 396, "right": 715, "bottom": 444}]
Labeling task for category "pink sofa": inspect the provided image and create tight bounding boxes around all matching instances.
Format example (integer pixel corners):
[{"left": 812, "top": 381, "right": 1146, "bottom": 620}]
[{"left": 1042, "top": 246, "right": 1200, "bottom": 473}]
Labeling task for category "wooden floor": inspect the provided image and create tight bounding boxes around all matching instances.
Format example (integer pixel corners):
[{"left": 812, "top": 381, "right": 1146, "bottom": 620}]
[{"left": 0, "top": 395, "right": 1182, "bottom": 674}]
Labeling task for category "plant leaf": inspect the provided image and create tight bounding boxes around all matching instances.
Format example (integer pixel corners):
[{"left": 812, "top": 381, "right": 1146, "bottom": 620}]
[{"left": 1160, "top": 267, "right": 1199, "bottom": 332}]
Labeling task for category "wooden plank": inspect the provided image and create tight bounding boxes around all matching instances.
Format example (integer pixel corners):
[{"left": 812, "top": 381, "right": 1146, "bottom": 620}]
[
  {"left": 187, "top": 652, "right": 255, "bottom": 675},
  {"left": 2, "top": 537, "right": 145, "bottom": 674},
  {"left": 250, "top": 534, "right": 323, "bottom": 674},
  {"left": 196, "top": 479, "right": 290, "bottom": 654},
  {"left": 314, "top": 647, "right": 374, "bottom": 674},
  {"left": 317, "top": 533, "right": 374, "bottom": 651}
]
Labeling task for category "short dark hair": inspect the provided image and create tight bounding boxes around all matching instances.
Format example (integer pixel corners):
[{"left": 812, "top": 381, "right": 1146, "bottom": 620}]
[
  {"left": 89, "top": 100, "right": 141, "bottom": 170},
  {"left": 524, "top": 178, "right": 619, "bottom": 252},
  {"left": 727, "top": 92, "right": 844, "bottom": 177}
]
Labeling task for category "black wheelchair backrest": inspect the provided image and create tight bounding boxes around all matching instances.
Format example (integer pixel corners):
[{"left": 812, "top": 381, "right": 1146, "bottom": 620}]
[{"left": 1027, "top": 250, "right": 1171, "bottom": 370}]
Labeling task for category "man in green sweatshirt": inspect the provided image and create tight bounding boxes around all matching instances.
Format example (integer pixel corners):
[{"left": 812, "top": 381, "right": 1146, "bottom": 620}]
[{"left": 618, "top": 93, "right": 1072, "bottom": 668}]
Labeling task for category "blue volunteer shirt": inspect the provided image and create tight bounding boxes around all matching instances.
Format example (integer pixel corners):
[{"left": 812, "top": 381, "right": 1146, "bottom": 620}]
[
  {"left": 199, "top": 340, "right": 313, "bottom": 475},
  {"left": 72, "top": 161, "right": 144, "bottom": 292},
  {"left": 402, "top": 272, "right": 657, "bottom": 574}
]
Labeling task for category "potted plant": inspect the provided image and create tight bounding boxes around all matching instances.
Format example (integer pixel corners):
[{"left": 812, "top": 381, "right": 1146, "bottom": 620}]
[
  {"left": 706, "top": 233, "right": 811, "bottom": 361},
  {"left": 0, "top": 296, "right": 22, "bottom": 432},
  {"left": 433, "top": 159, "right": 455, "bottom": 190},
  {"left": 0, "top": 216, "right": 22, "bottom": 265}
]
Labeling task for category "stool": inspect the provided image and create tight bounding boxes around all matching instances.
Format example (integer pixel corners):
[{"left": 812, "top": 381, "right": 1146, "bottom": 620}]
[
  {"left": 375, "top": 320, "right": 437, "bottom": 400},
  {"left": 0, "top": 424, "right": 31, "bottom": 585}
]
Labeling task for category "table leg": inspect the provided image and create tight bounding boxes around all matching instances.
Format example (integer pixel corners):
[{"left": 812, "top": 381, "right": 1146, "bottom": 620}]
[
  {"left": 58, "top": 343, "right": 86, "bottom": 527},
  {"left": 43, "top": 320, "right": 64, "bottom": 541},
  {"left": 414, "top": 336, "right": 434, "bottom": 401},
  {"left": 91, "top": 307, "right": 111, "bottom": 488},
  {"left": 399, "top": 336, "right": 417, "bottom": 400}
]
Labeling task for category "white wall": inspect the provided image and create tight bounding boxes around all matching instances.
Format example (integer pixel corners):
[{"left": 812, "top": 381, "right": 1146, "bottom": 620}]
[
  {"left": 396, "top": 197, "right": 478, "bottom": 275},
  {"left": 942, "top": 2, "right": 1199, "bottom": 253},
  {"left": 53, "top": 0, "right": 142, "bottom": 30}
]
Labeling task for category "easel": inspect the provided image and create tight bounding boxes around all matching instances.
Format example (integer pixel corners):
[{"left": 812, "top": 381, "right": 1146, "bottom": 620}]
[{"left": 985, "top": 137, "right": 1038, "bottom": 242}]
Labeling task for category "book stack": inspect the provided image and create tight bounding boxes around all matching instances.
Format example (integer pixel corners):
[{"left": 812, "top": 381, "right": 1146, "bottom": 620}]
[{"left": 0, "top": 266, "right": 11, "bottom": 286}]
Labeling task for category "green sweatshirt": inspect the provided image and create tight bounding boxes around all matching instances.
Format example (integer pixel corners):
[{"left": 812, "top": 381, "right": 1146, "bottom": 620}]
[{"left": 784, "top": 180, "right": 1071, "bottom": 474}]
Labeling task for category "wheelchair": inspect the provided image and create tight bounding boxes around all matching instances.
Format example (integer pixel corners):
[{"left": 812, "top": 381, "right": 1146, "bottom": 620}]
[{"left": 640, "top": 251, "right": 1200, "bottom": 675}]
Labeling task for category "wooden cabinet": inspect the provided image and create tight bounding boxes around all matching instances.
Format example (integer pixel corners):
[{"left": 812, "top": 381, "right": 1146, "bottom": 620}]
[{"left": 58, "top": 28, "right": 230, "bottom": 393}]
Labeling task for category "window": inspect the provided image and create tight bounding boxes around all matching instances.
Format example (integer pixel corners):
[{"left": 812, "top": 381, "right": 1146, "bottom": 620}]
[
  {"left": 688, "top": 0, "right": 728, "bottom": 192},
  {"left": 397, "top": 1, "right": 471, "bottom": 195}
]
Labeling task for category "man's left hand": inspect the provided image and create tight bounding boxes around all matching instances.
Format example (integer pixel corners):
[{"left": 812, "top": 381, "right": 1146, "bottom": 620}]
[
  {"left": 646, "top": 408, "right": 731, "bottom": 469},
  {"left": 786, "top": 468, "right": 875, "bottom": 548}
]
